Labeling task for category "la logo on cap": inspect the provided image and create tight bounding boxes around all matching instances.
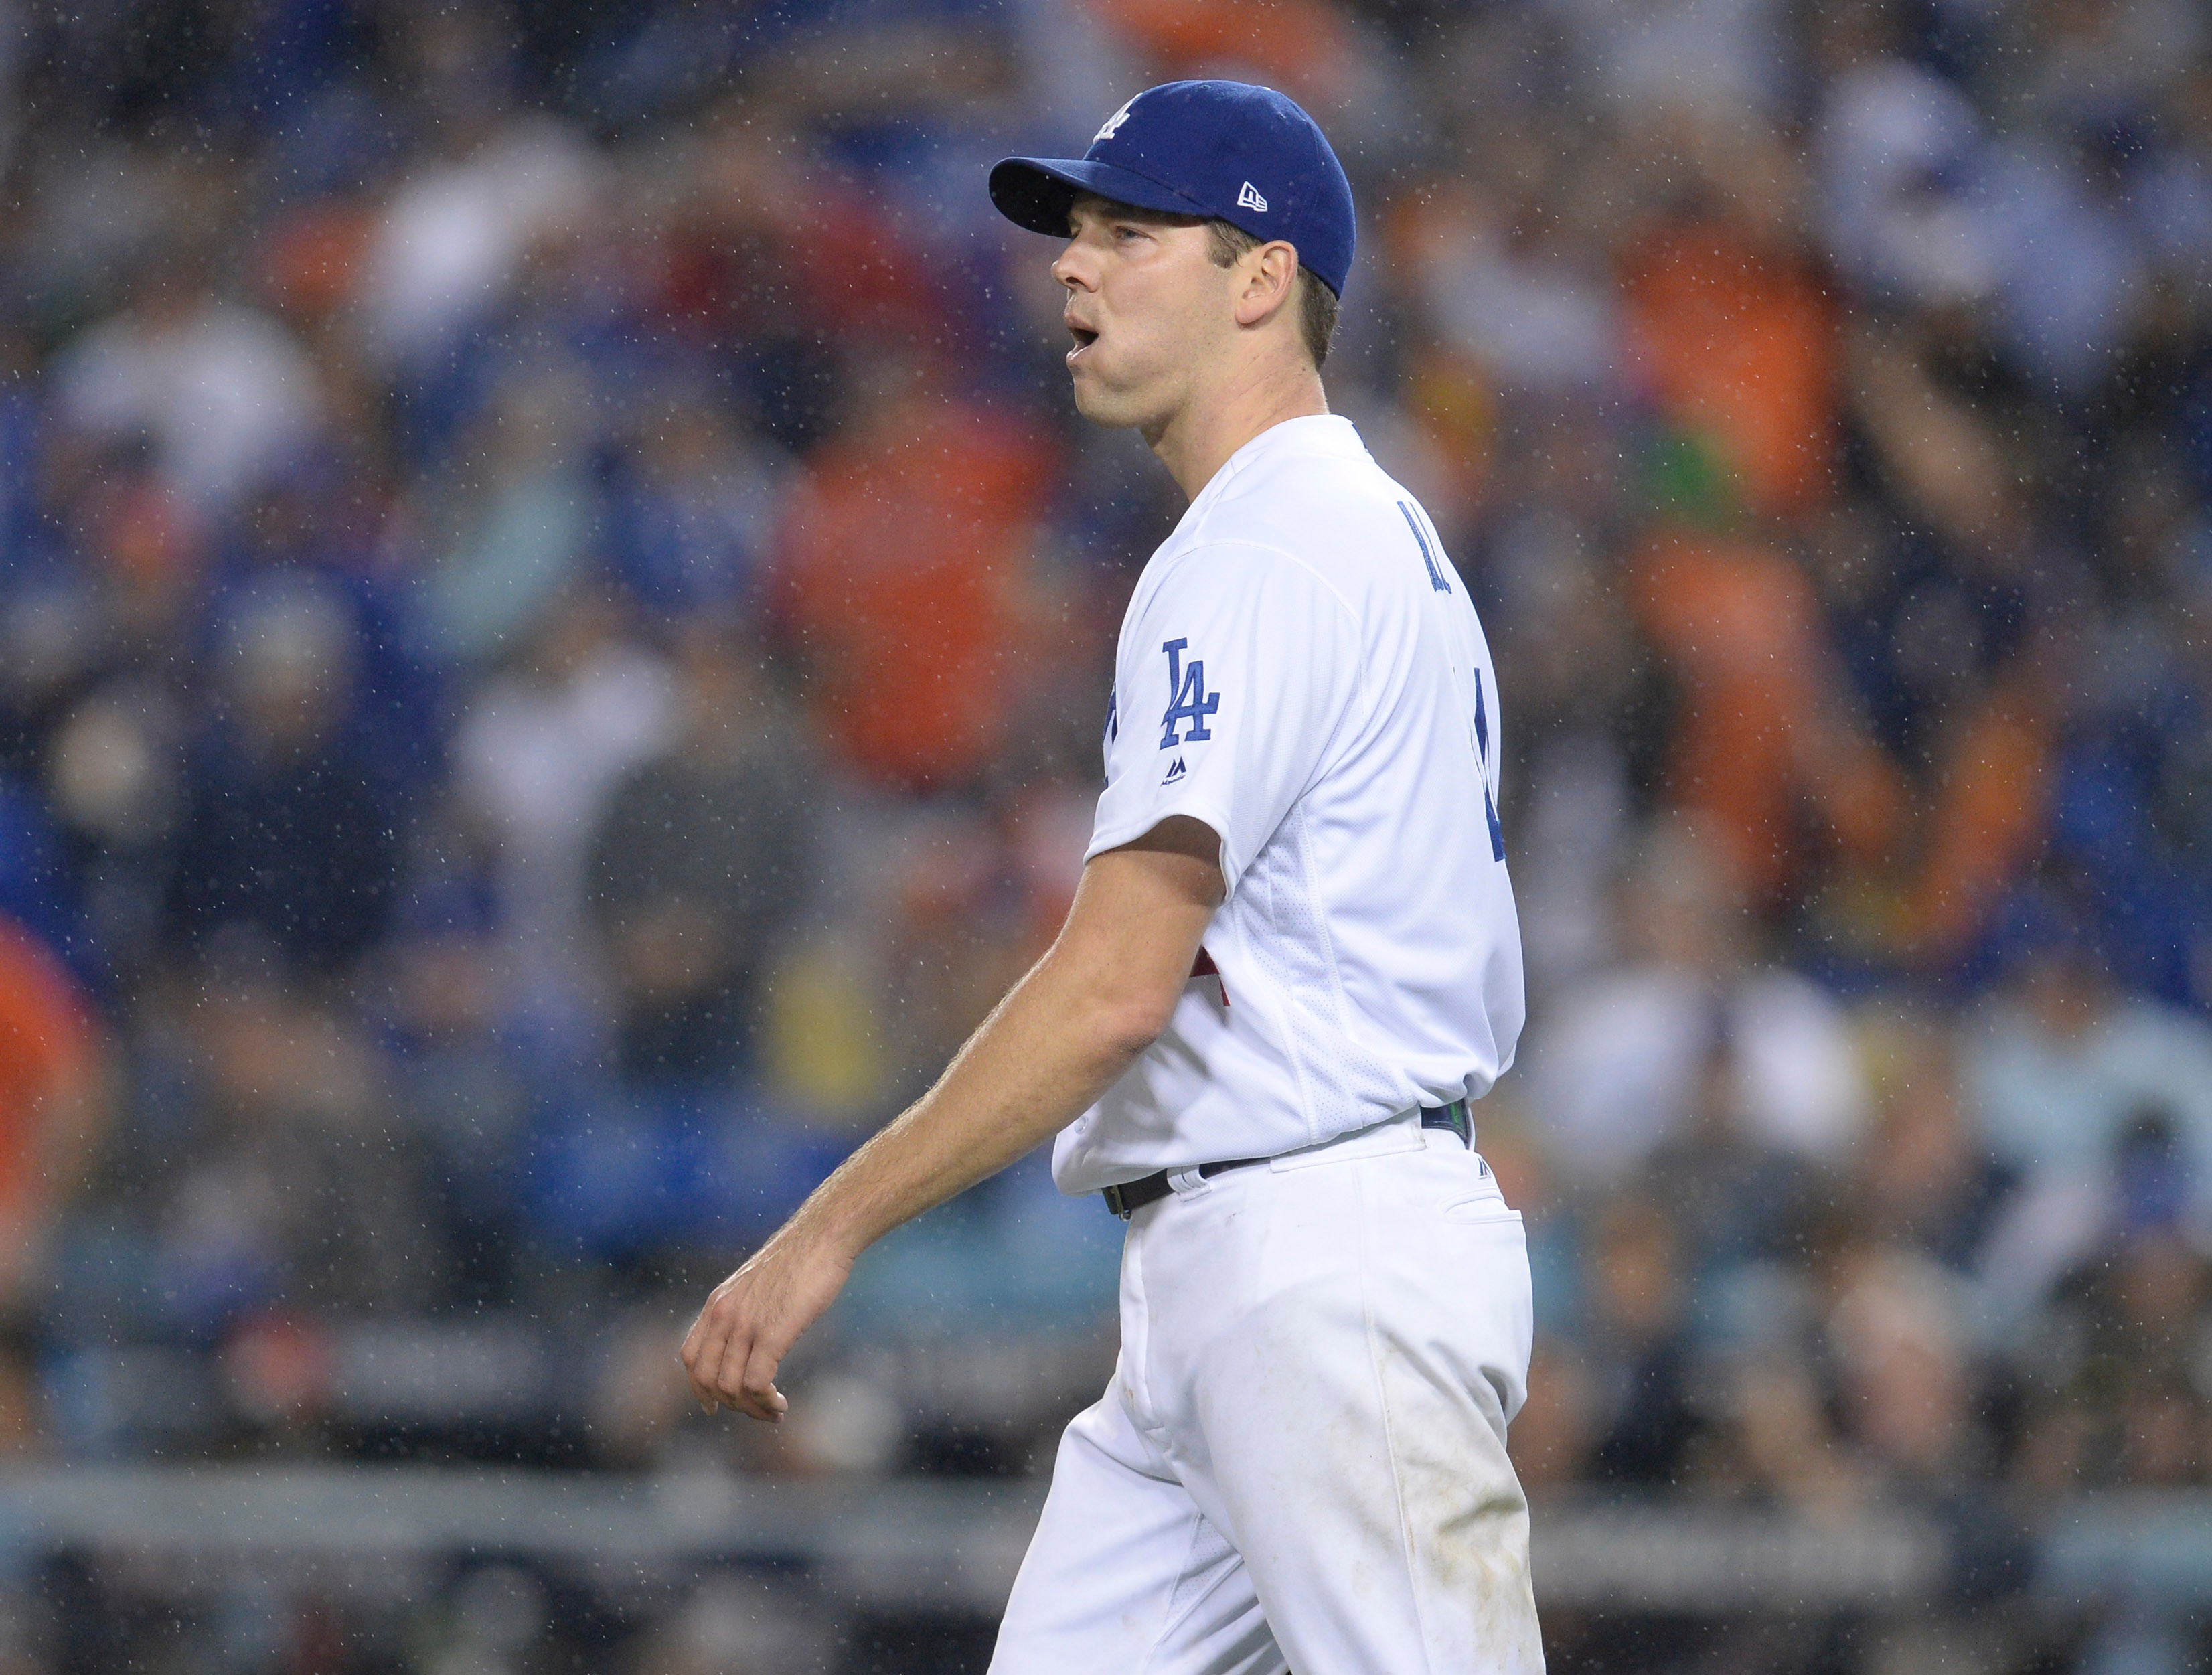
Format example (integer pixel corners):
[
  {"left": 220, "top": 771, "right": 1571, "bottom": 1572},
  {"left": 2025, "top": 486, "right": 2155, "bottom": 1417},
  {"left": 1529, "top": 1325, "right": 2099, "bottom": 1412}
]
[
  {"left": 1094, "top": 99, "right": 1135, "bottom": 143},
  {"left": 1237, "top": 181, "right": 1269, "bottom": 212}
]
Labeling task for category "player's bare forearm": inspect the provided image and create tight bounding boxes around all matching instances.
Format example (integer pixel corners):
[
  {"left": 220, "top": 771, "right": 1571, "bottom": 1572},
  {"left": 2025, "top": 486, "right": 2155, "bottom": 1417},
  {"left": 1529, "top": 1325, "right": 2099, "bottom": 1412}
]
[
  {"left": 806, "top": 940, "right": 1174, "bottom": 1249},
  {"left": 680, "top": 817, "right": 1222, "bottom": 1419}
]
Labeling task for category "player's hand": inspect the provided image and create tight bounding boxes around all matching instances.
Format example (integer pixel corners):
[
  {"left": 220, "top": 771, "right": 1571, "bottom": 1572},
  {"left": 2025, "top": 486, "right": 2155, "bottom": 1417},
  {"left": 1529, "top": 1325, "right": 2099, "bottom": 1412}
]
[{"left": 680, "top": 1226, "right": 855, "bottom": 1422}]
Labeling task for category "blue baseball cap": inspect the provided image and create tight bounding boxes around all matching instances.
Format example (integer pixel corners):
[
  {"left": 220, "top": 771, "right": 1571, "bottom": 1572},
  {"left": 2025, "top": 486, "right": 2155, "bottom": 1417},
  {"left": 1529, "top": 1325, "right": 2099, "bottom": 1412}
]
[{"left": 990, "top": 80, "right": 1356, "bottom": 298}]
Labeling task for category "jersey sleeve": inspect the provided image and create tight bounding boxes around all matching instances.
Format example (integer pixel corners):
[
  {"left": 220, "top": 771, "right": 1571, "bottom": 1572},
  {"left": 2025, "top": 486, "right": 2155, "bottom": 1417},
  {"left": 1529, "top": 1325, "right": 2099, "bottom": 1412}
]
[{"left": 1087, "top": 540, "right": 1361, "bottom": 894}]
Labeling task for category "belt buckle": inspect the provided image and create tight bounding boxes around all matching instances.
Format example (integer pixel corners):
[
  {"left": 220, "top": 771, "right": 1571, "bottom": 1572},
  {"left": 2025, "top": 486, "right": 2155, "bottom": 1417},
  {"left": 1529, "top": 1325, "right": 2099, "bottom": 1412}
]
[{"left": 1101, "top": 1183, "right": 1131, "bottom": 1220}]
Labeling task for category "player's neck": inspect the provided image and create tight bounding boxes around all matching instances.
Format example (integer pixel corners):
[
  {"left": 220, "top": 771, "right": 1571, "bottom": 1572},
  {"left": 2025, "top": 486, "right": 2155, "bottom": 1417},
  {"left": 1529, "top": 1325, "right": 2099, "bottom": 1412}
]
[{"left": 1145, "top": 355, "right": 1328, "bottom": 501}]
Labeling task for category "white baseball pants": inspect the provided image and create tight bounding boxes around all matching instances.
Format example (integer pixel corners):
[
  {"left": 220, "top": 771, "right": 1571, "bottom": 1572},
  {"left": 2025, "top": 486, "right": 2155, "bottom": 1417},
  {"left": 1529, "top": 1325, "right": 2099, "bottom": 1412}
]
[{"left": 990, "top": 1111, "right": 1545, "bottom": 1674}]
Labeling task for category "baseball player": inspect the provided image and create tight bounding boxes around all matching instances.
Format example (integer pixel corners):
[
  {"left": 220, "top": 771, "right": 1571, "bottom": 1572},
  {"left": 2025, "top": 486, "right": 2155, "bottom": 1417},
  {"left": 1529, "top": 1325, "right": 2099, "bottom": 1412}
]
[{"left": 682, "top": 80, "right": 1543, "bottom": 1672}]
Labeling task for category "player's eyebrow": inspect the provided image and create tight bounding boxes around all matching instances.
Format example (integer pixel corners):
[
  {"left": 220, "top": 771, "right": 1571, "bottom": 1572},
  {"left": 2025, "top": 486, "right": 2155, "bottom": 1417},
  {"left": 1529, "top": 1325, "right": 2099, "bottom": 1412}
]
[{"left": 1068, "top": 193, "right": 1204, "bottom": 234}]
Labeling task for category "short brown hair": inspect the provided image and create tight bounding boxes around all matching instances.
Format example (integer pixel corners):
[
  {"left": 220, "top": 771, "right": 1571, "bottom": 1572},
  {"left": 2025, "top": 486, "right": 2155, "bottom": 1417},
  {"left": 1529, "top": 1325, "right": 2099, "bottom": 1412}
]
[{"left": 1206, "top": 220, "right": 1339, "bottom": 369}]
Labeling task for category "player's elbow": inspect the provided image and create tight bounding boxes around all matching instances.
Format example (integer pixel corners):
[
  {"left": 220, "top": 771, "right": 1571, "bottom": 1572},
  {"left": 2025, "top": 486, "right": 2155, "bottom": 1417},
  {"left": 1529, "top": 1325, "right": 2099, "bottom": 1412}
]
[
  {"left": 1093, "top": 984, "right": 1179, "bottom": 1062},
  {"left": 1055, "top": 955, "right": 1181, "bottom": 1066}
]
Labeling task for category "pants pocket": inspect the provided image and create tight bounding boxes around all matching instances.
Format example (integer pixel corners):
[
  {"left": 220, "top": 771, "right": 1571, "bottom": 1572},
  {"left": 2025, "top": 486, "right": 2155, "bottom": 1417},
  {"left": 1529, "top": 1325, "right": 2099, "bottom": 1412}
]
[{"left": 1439, "top": 1192, "right": 1522, "bottom": 1226}]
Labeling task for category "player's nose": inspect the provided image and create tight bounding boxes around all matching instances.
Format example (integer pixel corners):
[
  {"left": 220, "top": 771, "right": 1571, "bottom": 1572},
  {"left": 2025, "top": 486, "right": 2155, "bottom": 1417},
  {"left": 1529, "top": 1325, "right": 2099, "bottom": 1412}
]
[{"left": 1051, "top": 238, "right": 1096, "bottom": 291}]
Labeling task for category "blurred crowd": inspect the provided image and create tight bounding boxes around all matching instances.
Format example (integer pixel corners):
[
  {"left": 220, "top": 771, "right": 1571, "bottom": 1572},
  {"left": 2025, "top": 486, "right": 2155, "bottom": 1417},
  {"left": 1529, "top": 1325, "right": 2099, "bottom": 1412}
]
[{"left": 1, "top": 0, "right": 2212, "bottom": 1662}]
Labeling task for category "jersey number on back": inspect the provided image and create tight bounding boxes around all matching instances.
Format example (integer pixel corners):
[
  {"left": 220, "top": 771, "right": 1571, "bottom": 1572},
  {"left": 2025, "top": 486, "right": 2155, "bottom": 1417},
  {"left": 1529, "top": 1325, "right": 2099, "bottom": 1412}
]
[
  {"left": 1399, "top": 500, "right": 1503, "bottom": 862},
  {"left": 1397, "top": 501, "right": 1452, "bottom": 594},
  {"left": 1473, "top": 669, "right": 1506, "bottom": 862}
]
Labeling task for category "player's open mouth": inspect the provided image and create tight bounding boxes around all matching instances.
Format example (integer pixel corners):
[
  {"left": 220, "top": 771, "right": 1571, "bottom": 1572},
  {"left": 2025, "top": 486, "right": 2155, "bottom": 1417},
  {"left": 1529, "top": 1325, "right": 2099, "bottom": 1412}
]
[{"left": 1067, "top": 325, "right": 1099, "bottom": 363}]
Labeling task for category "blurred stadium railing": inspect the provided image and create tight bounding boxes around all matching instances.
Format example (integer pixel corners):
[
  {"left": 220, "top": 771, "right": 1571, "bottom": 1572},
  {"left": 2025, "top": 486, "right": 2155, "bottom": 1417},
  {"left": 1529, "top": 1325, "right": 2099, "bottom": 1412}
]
[{"left": 9, "top": 1465, "right": 2212, "bottom": 1619}]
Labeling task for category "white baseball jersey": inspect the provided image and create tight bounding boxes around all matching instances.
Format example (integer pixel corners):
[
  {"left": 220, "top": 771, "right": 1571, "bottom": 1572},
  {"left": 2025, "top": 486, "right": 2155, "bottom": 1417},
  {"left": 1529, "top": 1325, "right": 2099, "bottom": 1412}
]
[{"left": 1055, "top": 414, "right": 1526, "bottom": 1195}]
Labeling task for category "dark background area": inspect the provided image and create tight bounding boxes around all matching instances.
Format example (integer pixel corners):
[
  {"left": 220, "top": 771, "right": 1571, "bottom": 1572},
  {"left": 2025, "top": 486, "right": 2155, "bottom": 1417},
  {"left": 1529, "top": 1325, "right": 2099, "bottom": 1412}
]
[{"left": 0, "top": 0, "right": 2209, "bottom": 1668}]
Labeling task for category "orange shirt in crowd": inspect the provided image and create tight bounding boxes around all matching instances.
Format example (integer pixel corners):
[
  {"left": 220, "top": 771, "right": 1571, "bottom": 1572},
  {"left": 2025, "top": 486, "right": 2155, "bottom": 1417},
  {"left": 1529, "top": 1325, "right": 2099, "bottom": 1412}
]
[
  {"left": 1622, "top": 218, "right": 1839, "bottom": 520},
  {"left": 0, "top": 919, "right": 98, "bottom": 1233},
  {"left": 1084, "top": 0, "right": 1358, "bottom": 106},
  {"left": 775, "top": 393, "right": 1056, "bottom": 791},
  {"left": 1908, "top": 677, "right": 2051, "bottom": 962},
  {"left": 1634, "top": 528, "right": 1905, "bottom": 900}
]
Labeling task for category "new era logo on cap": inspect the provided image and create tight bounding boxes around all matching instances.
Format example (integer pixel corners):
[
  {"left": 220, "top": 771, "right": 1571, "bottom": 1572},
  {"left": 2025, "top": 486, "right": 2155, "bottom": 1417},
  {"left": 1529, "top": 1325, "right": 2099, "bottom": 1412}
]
[{"left": 988, "top": 80, "right": 1358, "bottom": 299}]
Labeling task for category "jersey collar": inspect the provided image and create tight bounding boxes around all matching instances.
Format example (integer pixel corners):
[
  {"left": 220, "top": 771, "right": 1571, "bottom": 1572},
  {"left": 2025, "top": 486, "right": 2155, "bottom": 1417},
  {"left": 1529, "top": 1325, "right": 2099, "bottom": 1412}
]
[{"left": 1185, "top": 414, "right": 1367, "bottom": 520}]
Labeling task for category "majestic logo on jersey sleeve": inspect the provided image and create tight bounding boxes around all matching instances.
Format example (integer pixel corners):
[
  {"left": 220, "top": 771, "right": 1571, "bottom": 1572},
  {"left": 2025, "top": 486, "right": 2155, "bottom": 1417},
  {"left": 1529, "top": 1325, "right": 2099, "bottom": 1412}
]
[
  {"left": 1158, "top": 639, "right": 1220, "bottom": 750},
  {"left": 1237, "top": 180, "right": 1269, "bottom": 213}
]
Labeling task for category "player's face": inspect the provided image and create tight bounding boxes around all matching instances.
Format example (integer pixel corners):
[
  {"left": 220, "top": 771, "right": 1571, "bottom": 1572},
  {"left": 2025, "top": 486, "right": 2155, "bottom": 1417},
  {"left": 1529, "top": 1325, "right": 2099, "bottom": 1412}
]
[{"left": 1053, "top": 197, "right": 1238, "bottom": 432}]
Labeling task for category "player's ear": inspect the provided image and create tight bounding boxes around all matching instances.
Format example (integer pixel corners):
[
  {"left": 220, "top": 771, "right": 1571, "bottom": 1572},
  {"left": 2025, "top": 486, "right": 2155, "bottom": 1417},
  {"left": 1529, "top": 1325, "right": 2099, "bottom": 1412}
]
[{"left": 1231, "top": 241, "right": 1300, "bottom": 329}]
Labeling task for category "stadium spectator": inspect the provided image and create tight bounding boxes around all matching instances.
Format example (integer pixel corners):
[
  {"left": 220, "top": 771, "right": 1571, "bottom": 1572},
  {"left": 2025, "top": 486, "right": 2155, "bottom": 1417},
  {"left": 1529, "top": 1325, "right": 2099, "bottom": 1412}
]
[
  {"left": 1528, "top": 821, "right": 1872, "bottom": 1184},
  {"left": 1964, "top": 934, "right": 2212, "bottom": 1203},
  {"left": 772, "top": 352, "right": 1058, "bottom": 791},
  {"left": 0, "top": 916, "right": 103, "bottom": 1307},
  {"left": 51, "top": 248, "right": 325, "bottom": 519},
  {"left": 586, "top": 619, "right": 817, "bottom": 1089},
  {"left": 163, "top": 576, "right": 402, "bottom": 976},
  {"left": 450, "top": 589, "right": 672, "bottom": 1028}
]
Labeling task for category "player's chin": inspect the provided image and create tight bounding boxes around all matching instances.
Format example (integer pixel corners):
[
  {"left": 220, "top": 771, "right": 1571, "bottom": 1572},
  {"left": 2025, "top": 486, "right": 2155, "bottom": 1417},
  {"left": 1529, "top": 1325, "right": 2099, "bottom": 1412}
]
[
  {"left": 1067, "top": 368, "right": 1149, "bottom": 430},
  {"left": 1066, "top": 372, "right": 1115, "bottom": 425}
]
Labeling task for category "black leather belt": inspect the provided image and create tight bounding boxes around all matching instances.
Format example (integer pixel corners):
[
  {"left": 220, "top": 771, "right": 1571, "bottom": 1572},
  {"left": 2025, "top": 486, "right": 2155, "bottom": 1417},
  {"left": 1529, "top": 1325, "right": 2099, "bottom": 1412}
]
[{"left": 1099, "top": 1100, "right": 1472, "bottom": 1219}]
